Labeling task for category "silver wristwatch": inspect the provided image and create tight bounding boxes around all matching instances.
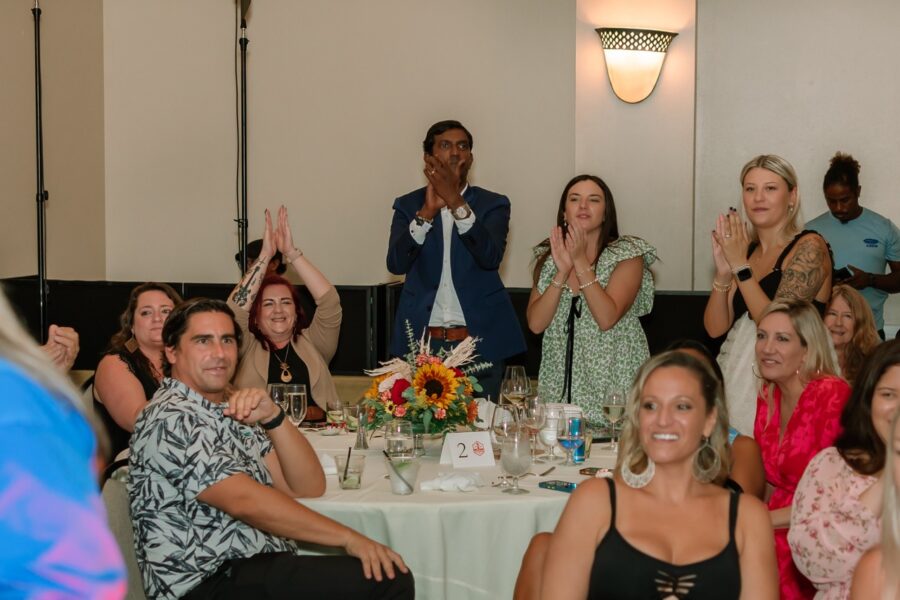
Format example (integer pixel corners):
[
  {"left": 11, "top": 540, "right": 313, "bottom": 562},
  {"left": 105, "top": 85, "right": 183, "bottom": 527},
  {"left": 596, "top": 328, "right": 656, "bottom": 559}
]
[{"left": 451, "top": 203, "right": 472, "bottom": 220}]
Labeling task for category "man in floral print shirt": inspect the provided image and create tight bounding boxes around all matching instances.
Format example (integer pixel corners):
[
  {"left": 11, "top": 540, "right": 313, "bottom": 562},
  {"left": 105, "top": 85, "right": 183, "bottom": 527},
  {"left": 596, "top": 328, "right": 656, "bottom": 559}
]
[{"left": 128, "top": 298, "right": 413, "bottom": 599}]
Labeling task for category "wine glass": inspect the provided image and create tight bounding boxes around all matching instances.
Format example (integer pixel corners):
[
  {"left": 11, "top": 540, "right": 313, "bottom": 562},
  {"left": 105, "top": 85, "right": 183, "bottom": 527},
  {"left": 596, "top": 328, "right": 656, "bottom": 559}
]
[
  {"left": 490, "top": 401, "right": 519, "bottom": 457},
  {"left": 601, "top": 390, "right": 626, "bottom": 451},
  {"left": 518, "top": 394, "right": 545, "bottom": 461},
  {"left": 500, "top": 430, "right": 532, "bottom": 495},
  {"left": 557, "top": 415, "right": 585, "bottom": 467},
  {"left": 537, "top": 404, "right": 562, "bottom": 463},
  {"left": 501, "top": 366, "right": 529, "bottom": 407},
  {"left": 284, "top": 384, "right": 307, "bottom": 427},
  {"left": 267, "top": 384, "right": 287, "bottom": 412}
]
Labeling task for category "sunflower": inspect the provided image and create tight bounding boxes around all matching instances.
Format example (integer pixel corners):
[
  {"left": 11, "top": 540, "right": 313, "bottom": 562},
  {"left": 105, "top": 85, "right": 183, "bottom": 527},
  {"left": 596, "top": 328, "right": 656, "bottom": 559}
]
[{"left": 412, "top": 363, "right": 458, "bottom": 409}]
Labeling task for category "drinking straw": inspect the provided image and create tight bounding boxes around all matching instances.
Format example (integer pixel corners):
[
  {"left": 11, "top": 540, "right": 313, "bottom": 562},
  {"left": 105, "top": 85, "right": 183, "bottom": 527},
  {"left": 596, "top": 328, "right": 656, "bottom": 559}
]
[
  {"left": 382, "top": 450, "right": 413, "bottom": 493},
  {"left": 343, "top": 447, "right": 352, "bottom": 482}
]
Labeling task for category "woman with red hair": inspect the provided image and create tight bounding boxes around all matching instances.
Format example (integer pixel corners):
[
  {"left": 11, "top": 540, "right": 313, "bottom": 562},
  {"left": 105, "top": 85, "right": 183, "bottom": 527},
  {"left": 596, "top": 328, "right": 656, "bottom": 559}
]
[{"left": 228, "top": 207, "right": 341, "bottom": 419}]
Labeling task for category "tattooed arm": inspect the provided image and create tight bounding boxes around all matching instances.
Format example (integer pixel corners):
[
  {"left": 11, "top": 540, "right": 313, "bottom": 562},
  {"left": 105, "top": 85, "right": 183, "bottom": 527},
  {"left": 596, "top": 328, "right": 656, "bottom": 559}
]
[
  {"left": 774, "top": 234, "right": 831, "bottom": 306},
  {"left": 229, "top": 210, "right": 276, "bottom": 309}
]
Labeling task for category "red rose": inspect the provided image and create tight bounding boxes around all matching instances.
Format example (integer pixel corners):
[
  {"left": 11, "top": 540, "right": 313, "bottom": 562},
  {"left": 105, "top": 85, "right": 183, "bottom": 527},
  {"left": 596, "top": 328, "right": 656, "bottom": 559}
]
[
  {"left": 452, "top": 368, "right": 464, "bottom": 378},
  {"left": 391, "top": 379, "right": 411, "bottom": 405}
]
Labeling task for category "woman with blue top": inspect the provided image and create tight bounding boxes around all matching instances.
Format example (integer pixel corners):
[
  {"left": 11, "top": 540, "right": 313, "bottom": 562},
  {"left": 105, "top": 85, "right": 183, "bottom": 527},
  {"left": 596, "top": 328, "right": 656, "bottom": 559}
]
[
  {"left": 527, "top": 174, "right": 656, "bottom": 426},
  {"left": 0, "top": 290, "right": 125, "bottom": 597}
]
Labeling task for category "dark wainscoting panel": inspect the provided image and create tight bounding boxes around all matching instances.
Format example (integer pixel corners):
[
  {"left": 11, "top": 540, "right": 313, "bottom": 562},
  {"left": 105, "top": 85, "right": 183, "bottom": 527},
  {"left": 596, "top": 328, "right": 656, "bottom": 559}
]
[{"left": 3, "top": 277, "right": 723, "bottom": 375}]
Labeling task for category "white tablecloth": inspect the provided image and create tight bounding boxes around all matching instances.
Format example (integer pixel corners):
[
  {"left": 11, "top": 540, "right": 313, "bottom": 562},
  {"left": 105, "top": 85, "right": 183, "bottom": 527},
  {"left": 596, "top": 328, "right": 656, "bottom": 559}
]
[{"left": 298, "top": 430, "right": 617, "bottom": 600}]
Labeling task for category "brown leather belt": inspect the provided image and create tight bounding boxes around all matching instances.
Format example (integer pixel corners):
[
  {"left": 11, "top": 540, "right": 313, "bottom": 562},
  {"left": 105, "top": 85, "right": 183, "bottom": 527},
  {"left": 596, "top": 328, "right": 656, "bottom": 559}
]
[{"left": 427, "top": 326, "right": 469, "bottom": 341}]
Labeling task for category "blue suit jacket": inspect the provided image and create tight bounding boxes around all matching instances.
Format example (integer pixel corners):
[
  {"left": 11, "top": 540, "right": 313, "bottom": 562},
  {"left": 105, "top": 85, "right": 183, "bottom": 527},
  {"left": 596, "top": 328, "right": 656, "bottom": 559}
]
[{"left": 386, "top": 186, "right": 526, "bottom": 361}]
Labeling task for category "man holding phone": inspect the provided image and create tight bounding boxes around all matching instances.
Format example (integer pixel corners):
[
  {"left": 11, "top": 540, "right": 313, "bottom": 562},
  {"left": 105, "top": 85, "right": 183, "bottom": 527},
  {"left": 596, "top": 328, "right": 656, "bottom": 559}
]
[{"left": 807, "top": 152, "right": 900, "bottom": 338}]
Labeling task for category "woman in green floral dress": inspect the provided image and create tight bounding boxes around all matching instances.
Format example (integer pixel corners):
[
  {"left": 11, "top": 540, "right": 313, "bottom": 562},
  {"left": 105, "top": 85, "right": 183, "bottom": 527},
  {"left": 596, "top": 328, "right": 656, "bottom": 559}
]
[{"left": 527, "top": 174, "right": 656, "bottom": 426}]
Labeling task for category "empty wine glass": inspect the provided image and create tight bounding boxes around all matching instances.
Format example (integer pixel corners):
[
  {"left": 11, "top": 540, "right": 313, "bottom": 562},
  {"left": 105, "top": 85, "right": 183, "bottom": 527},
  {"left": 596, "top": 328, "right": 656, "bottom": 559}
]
[
  {"left": 490, "top": 401, "right": 519, "bottom": 457},
  {"left": 601, "top": 390, "right": 626, "bottom": 451},
  {"left": 557, "top": 415, "right": 585, "bottom": 467},
  {"left": 500, "top": 430, "right": 532, "bottom": 495},
  {"left": 284, "top": 384, "right": 307, "bottom": 427},
  {"left": 267, "top": 384, "right": 287, "bottom": 412},
  {"left": 501, "top": 366, "right": 529, "bottom": 407},
  {"left": 518, "top": 394, "right": 545, "bottom": 461}
]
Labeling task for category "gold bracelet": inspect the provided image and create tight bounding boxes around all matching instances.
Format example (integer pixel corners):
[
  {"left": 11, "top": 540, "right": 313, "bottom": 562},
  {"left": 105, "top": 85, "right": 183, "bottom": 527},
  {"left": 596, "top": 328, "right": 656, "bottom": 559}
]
[
  {"left": 549, "top": 279, "right": 565, "bottom": 289},
  {"left": 712, "top": 279, "right": 732, "bottom": 293},
  {"left": 285, "top": 248, "right": 303, "bottom": 262},
  {"left": 579, "top": 278, "right": 599, "bottom": 290}
]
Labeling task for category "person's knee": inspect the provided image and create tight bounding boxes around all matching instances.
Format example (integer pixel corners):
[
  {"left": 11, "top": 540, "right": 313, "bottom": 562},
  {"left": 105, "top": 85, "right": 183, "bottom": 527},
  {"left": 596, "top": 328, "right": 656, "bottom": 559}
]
[{"left": 377, "top": 568, "right": 415, "bottom": 599}]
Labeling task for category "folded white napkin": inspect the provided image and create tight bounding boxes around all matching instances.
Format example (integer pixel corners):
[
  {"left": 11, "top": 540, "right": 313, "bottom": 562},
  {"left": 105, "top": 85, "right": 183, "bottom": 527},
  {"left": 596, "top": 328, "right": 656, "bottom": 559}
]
[
  {"left": 419, "top": 472, "right": 484, "bottom": 492},
  {"left": 475, "top": 398, "right": 494, "bottom": 429},
  {"left": 318, "top": 452, "right": 337, "bottom": 476}
]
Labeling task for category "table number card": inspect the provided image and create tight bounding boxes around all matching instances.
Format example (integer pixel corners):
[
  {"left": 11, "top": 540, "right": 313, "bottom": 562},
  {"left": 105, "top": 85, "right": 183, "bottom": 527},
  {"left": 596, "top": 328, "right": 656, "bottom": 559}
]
[{"left": 440, "top": 432, "right": 495, "bottom": 468}]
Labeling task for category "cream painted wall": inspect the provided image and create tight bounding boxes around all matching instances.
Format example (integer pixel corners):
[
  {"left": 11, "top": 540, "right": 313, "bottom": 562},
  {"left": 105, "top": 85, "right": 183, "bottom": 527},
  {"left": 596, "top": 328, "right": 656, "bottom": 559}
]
[
  {"left": 1, "top": 0, "right": 105, "bottom": 279},
  {"left": 103, "top": 0, "right": 576, "bottom": 287},
  {"left": 575, "top": 0, "right": 696, "bottom": 291},
  {"left": 695, "top": 0, "right": 900, "bottom": 323}
]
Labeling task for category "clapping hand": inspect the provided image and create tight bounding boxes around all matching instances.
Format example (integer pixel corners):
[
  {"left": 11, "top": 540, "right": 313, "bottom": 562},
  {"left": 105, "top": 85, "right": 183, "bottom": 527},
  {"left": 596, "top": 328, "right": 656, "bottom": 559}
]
[
  {"left": 424, "top": 154, "right": 465, "bottom": 209},
  {"left": 563, "top": 222, "right": 589, "bottom": 266},
  {"left": 549, "top": 226, "right": 573, "bottom": 276},
  {"left": 712, "top": 208, "right": 750, "bottom": 271},
  {"left": 275, "top": 205, "right": 300, "bottom": 259},
  {"left": 260, "top": 209, "right": 276, "bottom": 262}
]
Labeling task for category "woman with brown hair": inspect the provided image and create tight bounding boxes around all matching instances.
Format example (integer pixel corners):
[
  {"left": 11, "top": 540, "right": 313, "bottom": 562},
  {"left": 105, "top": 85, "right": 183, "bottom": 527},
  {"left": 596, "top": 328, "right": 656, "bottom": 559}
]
[
  {"left": 94, "top": 281, "right": 183, "bottom": 457},
  {"left": 824, "top": 284, "right": 880, "bottom": 385}
]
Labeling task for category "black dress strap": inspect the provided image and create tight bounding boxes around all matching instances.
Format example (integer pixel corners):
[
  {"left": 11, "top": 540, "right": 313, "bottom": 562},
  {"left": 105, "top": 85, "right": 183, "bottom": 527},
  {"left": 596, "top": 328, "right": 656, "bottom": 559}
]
[
  {"left": 727, "top": 490, "right": 740, "bottom": 540},
  {"left": 560, "top": 296, "right": 582, "bottom": 404},
  {"left": 772, "top": 229, "right": 822, "bottom": 271},
  {"left": 605, "top": 476, "right": 617, "bottom": 525}
]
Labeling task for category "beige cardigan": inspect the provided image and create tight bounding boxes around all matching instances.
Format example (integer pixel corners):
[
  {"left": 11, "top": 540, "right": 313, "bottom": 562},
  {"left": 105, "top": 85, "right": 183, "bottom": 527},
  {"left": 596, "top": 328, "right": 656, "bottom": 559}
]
[{"left": 229, "top": 287, "right": 342, "bottom": 410}]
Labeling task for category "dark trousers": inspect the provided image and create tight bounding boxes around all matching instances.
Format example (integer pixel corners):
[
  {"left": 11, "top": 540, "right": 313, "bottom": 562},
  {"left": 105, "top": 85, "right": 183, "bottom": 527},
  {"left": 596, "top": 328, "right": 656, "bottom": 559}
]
[
  {"left": 428, "top": 338, "right": 505, "bottom": 402},
  {"left": 182, "top": 552, "right": 415, "bottom": 600}
]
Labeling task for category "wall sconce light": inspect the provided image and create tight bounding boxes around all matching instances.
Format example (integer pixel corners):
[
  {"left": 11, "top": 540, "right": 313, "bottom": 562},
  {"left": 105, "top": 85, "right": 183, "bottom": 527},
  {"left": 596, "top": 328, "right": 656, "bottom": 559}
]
[{"left": 595, "top": 28, "right": 677, "bottom": 104}]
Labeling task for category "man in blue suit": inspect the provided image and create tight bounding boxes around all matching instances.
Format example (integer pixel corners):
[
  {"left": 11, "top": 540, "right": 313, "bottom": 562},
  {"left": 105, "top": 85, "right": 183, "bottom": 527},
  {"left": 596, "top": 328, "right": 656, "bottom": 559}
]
[{"left": 387, "top": 120, "right": 526, "bottom": 400}]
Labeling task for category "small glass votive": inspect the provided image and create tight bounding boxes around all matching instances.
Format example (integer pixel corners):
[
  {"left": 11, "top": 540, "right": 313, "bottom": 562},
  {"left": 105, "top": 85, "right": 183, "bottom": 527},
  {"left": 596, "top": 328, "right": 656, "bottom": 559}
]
[
  {"left": 584, "top": 428, "right": 594, "bottom": 458},
  {"left": 385, "top": 457, "right": 420, "bottom": 495},
  {"left": 334, "top": 454, "right": 365, "bottom": 489}
]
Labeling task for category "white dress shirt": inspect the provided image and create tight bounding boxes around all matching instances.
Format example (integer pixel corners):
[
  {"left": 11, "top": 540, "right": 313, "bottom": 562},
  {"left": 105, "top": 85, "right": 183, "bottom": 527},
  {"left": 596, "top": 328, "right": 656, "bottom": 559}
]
[{"left": 407, "top": 185, "right": 475, "bottom": 327}]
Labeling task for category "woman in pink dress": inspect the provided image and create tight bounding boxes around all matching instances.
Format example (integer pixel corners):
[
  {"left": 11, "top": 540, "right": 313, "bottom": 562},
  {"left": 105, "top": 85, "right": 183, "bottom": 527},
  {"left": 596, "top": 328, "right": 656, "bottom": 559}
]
[
  {"left": 754, "top": 299, "right": 851, "bottom": 599},
  {"left": 789, "top": 339, "right": 900, "bottom": 599}
]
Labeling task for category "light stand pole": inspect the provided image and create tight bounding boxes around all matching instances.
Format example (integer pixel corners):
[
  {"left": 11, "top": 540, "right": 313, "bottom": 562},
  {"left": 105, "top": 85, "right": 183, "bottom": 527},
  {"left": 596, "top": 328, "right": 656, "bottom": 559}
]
[{"left": 32, "top": 0, "right": 49, "bottom": 343}]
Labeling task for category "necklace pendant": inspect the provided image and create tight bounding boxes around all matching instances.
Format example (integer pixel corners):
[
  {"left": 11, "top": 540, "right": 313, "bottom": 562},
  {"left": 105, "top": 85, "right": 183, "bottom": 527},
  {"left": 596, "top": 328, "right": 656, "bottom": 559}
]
[{"left": 280, "top": 362, "right": 292, "bottom": 383}]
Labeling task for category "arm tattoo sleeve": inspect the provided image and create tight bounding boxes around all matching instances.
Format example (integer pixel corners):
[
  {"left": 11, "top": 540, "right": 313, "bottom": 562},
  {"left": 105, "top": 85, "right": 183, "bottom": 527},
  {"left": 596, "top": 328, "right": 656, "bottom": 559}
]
[
  {"left": 232, "top": 262, "right": 264, "bottom": 307},
  {"left": 775, "top": 237, "right": 827, "bottom": 302}
]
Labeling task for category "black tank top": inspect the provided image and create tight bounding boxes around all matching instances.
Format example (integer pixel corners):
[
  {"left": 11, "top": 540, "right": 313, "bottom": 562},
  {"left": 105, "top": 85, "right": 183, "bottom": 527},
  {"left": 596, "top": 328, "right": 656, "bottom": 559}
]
[
  {"left": 93, "top": 350, "right": 160, "bottom": 458},
  {"left": 731, "top": 230, "right": 828, "bottom": 319},
  {"left": 588, "top": 478, "right": 741, "bottom": 599}
]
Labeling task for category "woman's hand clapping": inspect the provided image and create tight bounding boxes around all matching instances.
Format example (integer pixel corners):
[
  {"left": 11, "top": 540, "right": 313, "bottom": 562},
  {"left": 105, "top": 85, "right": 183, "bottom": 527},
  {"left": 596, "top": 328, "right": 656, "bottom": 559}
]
[
  {"left": 712, "top": 209, "right": 751, "bottom": 272},
  {"left": 274, "top": 205, "right": 301, "bottom": 260},
  {"left": 550, "top": 226, "right": 574, "bottom": 276},
  {"left": 564, "top": 222, "right": 589, "bottom": 268}
]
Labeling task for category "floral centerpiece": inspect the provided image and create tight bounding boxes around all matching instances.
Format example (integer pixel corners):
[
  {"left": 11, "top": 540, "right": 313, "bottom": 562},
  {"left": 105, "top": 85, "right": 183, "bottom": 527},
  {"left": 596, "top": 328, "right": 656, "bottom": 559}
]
[{"left": 362, "top": 322, "right": 491, "bottom": 435}]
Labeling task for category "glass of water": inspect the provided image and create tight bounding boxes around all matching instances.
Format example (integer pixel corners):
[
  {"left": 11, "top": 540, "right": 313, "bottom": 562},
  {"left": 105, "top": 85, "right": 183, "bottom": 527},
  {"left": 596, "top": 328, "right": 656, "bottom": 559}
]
[
  {"left": 385, "top": 419, "right": 414, "bottom": 458},
  {"left": 500, "top": 429, "right": 532, "bottom": 495},
  {"left": 557, "top": 416, "right": 585, "bottom": 467},
  {"left": 327, "top": 398, "right": 346, "bottom": 428},
  {"left": 284, "top": 384, "right": 307, "bottom": 427}
]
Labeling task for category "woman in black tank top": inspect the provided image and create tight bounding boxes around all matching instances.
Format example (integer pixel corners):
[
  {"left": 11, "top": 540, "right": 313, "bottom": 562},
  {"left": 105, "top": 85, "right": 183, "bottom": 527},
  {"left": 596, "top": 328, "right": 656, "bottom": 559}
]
[
  {"left": 515, "top": 352, "right": 778, "bottom": 599},
  {"left": 703, "top": 155, "right": 832, "bottom": 436}
]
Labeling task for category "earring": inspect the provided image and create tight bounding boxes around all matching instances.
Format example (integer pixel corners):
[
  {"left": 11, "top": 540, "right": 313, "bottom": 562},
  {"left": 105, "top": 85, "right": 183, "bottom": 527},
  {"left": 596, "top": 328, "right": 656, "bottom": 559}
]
[
  {"left": 692, "top": 436, "right": 722, "bottom": 483},
  {"left": 788, "top": 204, "right": 794, "bottom": 214},
  {"left": 125, "top": 335, "right": 138, "bottom": 353},
  {"left": 621, "top": 457, "right": 655, "bottom": 488}
]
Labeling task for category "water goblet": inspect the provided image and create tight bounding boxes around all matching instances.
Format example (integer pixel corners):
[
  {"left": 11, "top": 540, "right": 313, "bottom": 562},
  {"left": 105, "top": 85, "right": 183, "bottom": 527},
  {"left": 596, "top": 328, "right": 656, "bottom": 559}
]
[
  {"left": 326, "top": 398, "right": 346, "bottom": 428},
  {"left": 490, "top": 401, "right": 519, "bottom": 458},
  {"left": 500, "top": 430, "right": 532, "bottom": 494},
  {"left": 557, "top": 415, "right": 585, "bottom": 467},
  {"left": 537, "top": 404, "right": 563, "bottom": 463}
]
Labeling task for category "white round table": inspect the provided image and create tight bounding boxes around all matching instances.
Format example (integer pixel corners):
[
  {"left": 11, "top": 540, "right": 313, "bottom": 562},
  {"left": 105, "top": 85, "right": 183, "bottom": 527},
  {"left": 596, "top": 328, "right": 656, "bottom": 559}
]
[{"left": 297, "top": 429, "right": 617, "bottom": 600}]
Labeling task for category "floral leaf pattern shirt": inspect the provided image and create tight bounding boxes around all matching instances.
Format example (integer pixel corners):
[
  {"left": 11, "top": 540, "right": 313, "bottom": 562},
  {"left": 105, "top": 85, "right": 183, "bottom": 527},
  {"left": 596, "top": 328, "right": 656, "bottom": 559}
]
[{"left": 128, "top": 378, "right": 296, "bottom": 600}]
